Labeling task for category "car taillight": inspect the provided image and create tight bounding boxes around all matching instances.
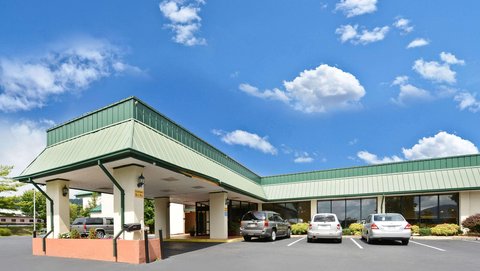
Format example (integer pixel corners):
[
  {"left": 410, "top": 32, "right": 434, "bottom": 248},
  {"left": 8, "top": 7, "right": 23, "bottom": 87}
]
[
  {"left": 337, "top": 224, "right": 341, "bottom": 230},
  {"left": 309, "top": 224, "right": 312, "bottom": 230},
  {"left": 264, "top": 220, "right": 269, "bottom": 227},
  {"left": 371, "top": 223, "right": 379, "bottom": 230},
  {"left": 405, "top": 223, "right": 412, "bottom": 230}
]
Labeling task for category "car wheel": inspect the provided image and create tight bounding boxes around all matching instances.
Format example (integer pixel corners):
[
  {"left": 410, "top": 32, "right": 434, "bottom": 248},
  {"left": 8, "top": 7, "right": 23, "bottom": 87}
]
[
  {"left": 366, "top": 235, "right": 372, "bottom": 244},
  {"left": 401, "top": 239, "right": 409, "bottom": 246},
  {"left": 96, "top": 230, "right": 105, "bottom": 239},
  {"left": 269, "top": 230, "right": 277, "bottom": 241},
  {"left": 287, "top": 228, "right": 291, "bottom": 238},
  {"left": 307, "top": 237, "right": 312, "bottom": 243},
  {"left": 337, "top": 238, "right": 342, "bottom": 243},
  {"left": 243, "top": 236, "right": 251, "bottom": 242}
]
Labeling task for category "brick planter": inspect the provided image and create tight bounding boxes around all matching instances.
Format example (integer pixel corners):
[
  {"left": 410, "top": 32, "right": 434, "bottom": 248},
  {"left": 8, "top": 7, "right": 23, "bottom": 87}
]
[{"left": 32, "top": 238, "right": 161, "bottom": 264}]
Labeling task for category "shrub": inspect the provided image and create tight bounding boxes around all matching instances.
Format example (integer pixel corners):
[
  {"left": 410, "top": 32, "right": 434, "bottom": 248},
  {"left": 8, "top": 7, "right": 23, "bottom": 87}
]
[
  {"left": 419, "top": 227, "right": 431, "bottom": 236},
  {"left": 431, "top": 224, "right": 460, "bottom": 236},
  {"left": 291, "top": 223, "right": 309, "bottom": 235},
  {"left": 70, "top": 228, "right": 81, "bottom": 239},
  {"left": 59, "top": 232, "right": 70, "bottom": 239},
  {"left": 342, "top": 228, "right": 352, "bottom": 235},
  {"left": 348, "top": 223, "right": 363, "bottom": 235},
  {"left": 411, "top": 225, "right": 420, "bottom": 235},
  {"left": 462, "top": 213, "right": 480, "bottom": 233},
  {"left": 0, "top": 228, "right": 12, "bottom": 236},
  {"left": 88, "top": 227, "right": 97, "bottom": 239}
]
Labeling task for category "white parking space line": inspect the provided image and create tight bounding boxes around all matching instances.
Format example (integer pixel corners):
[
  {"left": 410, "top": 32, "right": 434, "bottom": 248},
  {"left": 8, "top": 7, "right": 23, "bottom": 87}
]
[
  {"left": 410, "top": 241, "right": 446, "bottom": 251},
  {"left": 287, "top": 237, "right": 306, "bottom": 246},
  {"left": 349, "top": 238, "right": 363, "bottom": 249}
]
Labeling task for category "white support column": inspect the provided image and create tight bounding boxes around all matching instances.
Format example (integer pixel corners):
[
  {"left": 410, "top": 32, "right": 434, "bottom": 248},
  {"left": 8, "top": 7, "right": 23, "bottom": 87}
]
[
  {"left": 257, "top": 203, "right": 262, "bottom": 211},
  {"left": 46, "top": 179, "right": 70, "bottom": 239},
  {"left": 377, "top": 195, "right": 385, "bottom": 213},
  {"left": 154, "top": 197, "right": 170, "bottom": 239},
  {"left": 459, "top": 191, "right": 471, "bottom": 225},
  {"left": 310, "top": 200, "right": 317, "bottom": 219},
  {"left": 209, "top": 192, "right": 228, "bottom": 239},
  {"left": 113, "top": 165, "right": 145, "bottom": 240}
]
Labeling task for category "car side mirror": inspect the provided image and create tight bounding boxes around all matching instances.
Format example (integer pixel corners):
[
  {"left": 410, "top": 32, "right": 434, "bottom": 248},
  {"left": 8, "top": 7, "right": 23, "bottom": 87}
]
[{"left": 361, "top": 220, "right": 366, "bottom": 224}]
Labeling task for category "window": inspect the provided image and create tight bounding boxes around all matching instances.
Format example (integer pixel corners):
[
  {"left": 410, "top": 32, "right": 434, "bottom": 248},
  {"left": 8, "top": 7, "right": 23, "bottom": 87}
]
[
  {"left": 29, "top": 219, "right": 34, "bottom": 222},
  {"left": 20, "top": 219, "right": 25, "bottom": 222},
  {"left": 241, "top": 211, "right": 265, "bottom": 221},
  {"left": 262, "top": 201, "right": 311, "bottom": 223},
  {"left": 0, "top": 219, "right": 5, "bottom": 222},
  {"left": 314, "top": 215, "right": 335, "bottom": 222},
  {"left": 106, "top": 218, "right": 114, "bottom": 225},
  {"left": 385, "top": 193, "right": 459, "bottom": 225},
  {"left": 317, "top": 197, "right": 377, "bottom": 227},
  {"left": 11, "top": 219, "right": 16, "bottom": 222},
  {"left": 374, "top": 214, "right": 404, "bottom": 222}
]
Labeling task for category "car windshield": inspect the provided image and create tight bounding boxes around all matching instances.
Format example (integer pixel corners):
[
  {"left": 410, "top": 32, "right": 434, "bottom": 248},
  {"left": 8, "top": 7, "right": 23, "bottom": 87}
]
[
  {"left": 314, "top": 215, "right": 335, "bottom": 222},
  {"left": 373, "top": 214, "right": 404, "bottom": 222},
  {"left": 242, "top": 211, "right": 265, "bottom": 221},
  {"left": 72, "top": 218, "right": 85, "bottom": 225}
]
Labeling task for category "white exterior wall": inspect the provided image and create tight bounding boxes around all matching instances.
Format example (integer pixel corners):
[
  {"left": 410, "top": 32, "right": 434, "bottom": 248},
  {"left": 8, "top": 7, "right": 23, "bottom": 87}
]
[
  {"left": 460, "top": 191, "right": 480, "bottom": 225},
  {"left": 169, "top": 203, "right": 184, "bottom": 235},
  {"left": 101, "top": 194, "right": 114, "bottom": 217}
]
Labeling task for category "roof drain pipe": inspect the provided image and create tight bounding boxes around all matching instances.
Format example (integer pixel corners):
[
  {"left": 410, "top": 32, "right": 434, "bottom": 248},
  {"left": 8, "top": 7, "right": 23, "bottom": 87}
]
[
  {"left": 98, "top": 161, "right": 125, "bottom": 262},
  {"left": 29, "top": 178, "right": 54, "bottom": 253}
]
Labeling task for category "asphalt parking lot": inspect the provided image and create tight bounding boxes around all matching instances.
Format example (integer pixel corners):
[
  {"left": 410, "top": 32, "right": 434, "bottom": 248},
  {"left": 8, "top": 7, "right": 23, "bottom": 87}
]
[{"left": 1, "top": 236, "right": 479, "bottom": 271}]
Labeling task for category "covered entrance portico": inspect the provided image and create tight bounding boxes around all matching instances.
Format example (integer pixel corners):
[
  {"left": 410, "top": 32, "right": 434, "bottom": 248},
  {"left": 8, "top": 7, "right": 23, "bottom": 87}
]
[{"left": 16, "top": 98, "right": 265, "bottom": 263}]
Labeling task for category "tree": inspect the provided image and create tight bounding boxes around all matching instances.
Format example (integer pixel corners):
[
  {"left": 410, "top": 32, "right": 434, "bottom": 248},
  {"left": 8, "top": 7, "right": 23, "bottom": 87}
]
[
  {"left": 80, "top": 192, "right": 99, "bottom": 217},
  {"left": 17, "top": 190, "right": 46, "bottom": 222},
  {"left": 0, "top": 165, "right": 24, "bottom": 211},
  {"left": 70, "top": 203, "right": 81, "bottom": 223},
  {"left": 144, "top": 199, "right": 155, "bottom": 233}
]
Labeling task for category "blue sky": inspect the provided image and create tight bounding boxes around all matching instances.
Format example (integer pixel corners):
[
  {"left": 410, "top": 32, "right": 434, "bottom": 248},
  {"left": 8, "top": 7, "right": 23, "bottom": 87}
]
[{"left": 1, "top": 0, "right": 480, "bottom": 179}]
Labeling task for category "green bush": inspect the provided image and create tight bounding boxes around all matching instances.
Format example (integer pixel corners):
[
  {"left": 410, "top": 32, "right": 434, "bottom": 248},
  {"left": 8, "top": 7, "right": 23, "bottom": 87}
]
[
  {"left": 70, "top": 228, "right": 81, "bottom": 239},
  {"left": 462, "top": 213, "right": 480, "bottom": 233},
  {"left": 348, "top": 223, "right": 363, "bottom": 235},
  {"left": 431, "top": 224, "right": 460, "bottom": 236},
  {"left": 88, "top": 228, "right": 98, "bottom": 239},
  {"left": 0, "top": 228, "right": 12, "bottom": 236},
  {"left": 342, "top": 228, "right": 352, "bottom": 235},
  {"left": 419, "top": 227, "right": 431, "bottom": 236},
  {"left": 291, "top": 223, "right": 309, "bottom": 235},
  {"left": 411, "top": 225, "right": 420, "bottom": 235}
]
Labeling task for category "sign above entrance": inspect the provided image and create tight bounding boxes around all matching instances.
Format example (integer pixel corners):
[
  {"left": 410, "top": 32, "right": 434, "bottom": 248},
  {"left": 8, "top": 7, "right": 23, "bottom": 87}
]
[{"left": 135, "top": 189, "right": 144, "bottom": 198}]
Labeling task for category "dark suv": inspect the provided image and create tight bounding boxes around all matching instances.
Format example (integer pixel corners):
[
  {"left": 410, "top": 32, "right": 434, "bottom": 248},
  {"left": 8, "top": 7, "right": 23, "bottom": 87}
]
[
  {"left": 240, "top": 211, "right": 291, "bottom": 241},
  {"left": 71, "top": 217, "right": 114, "bottom": 238}
]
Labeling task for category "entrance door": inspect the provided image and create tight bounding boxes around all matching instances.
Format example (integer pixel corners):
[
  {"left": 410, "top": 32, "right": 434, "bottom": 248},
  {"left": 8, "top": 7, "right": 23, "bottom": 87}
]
[{"left": 196, "top": 202, "right": 210, "bottom": 236}]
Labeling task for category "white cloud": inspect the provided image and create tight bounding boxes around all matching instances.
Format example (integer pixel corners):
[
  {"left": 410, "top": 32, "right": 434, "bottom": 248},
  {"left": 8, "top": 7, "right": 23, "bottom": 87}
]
[
  {"left": 0, "top": 119, "right": 52, "bottom": 177},
  {"left": 413, "top": 59, "right": 456, "bottom": 84},
  {"left": 454, "top": 92, "right": 480, "bottom": 113},
  {"left": 336, "top": 25, "right": 358, "bottom": 43},
  {"left": 0, "top": 38, "right": 139, "bottom": 112},
  {"left": 407, "top": 38, "right": 429, "bottom": 49},
  {"left": 392, "top": 84, "right": 432, "bottom": 105},
  {"left": 294, "top": 155, "right": 314, "bottom": 163},
  {"left": 392, "top": 75, "right": 409, "bottom": 86},
  {"left": 358, "top": 132, "right": 478, "bottom": 165},
  {"left": 357, "top": 151, "right": 403, "bottom": 164},
  {"left": 402, "top": 131, "right": 478, "bottom": 160},
  {"left": 393, "top": 17, "right": 414, "bottom": 34},
  {"left": 336, "top": 24, "right": 389, "bottom": 45},
  {"left": 241, "top": 64, "right": 365, "bottom": 114},
  {"left": 216, "top": 129, "right": 277, "bottom": 155},
  {"left": 349, "top": 138, "right": 358, "bottom": 145},
  {"left": 159, "top": 0, "right": 206, "bottom": 46},
  {"left": 440, "top": 52, "right": 465, "bottom": 65},
  {"left": 412, "top": 52, "right": 464, "bottom": 84},
  {"left": 335, "top": 0, "right": 378, "bottom": 17},
  {"left": 239, "top": 83, "right": 290, "bottom": 103}
]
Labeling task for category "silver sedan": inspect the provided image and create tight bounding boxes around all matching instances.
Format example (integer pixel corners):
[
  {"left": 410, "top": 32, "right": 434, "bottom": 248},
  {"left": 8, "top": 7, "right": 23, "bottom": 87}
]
[{"left": 362, "top": 213, "right": 411, "bottom": 245}]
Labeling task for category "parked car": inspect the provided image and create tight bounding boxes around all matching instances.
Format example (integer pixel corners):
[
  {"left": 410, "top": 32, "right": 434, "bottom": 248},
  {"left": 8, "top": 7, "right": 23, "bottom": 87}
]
[
  {"left": 240, "top": 211, "right": 291, "bottom": 241},
  {"left": 307, "top": 213, "right": 342, "bottom": 243},
  {"left": 361, "top": 213, "right": 411, "bottom": 245},
  {"left": 71, "top": 217, "right": 114, "bottom": 238}
]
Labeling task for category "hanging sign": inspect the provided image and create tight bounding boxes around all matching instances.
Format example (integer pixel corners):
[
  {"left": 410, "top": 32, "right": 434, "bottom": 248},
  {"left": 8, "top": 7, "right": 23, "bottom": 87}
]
[{"left": 135, "top": 189, "right": 144, "bottom": 198}]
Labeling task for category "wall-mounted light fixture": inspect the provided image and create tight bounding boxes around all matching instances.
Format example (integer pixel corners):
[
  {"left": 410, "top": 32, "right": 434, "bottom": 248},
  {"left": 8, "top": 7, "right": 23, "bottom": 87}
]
[
  {"left": 62, "top": 185, "right": 68, "bottom": 197},
  {"left": 137, "top": 174, "right": 145, "bottom": 188}
]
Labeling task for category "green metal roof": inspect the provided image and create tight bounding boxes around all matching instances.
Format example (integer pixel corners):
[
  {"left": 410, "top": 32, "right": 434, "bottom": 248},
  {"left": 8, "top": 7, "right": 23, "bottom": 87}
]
[
  {"left": 261, "top": 154, "right": 480, "bottom": 185},
  {"left": 45, "top": 97, "right": 260, "bottom": 184},
  {"left": 17, "top": 97, "right": 480, "bottom": 202},
  {"left": 263, "top": 166, "right": 480, "bottom": 201}
]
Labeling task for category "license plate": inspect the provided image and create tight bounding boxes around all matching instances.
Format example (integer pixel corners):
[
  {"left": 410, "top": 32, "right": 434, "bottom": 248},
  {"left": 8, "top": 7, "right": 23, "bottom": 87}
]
[{"left": 247, "top": 224, "right": 256, "bottom": 228}]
